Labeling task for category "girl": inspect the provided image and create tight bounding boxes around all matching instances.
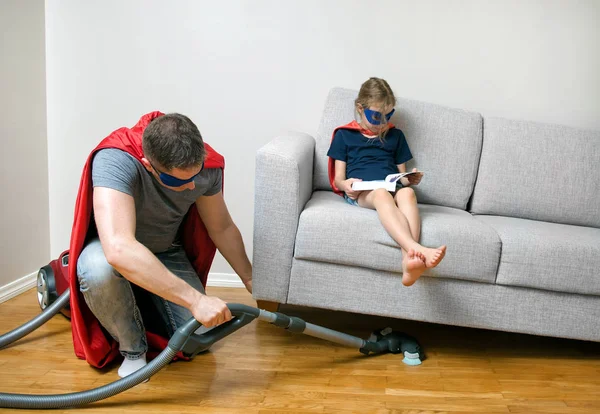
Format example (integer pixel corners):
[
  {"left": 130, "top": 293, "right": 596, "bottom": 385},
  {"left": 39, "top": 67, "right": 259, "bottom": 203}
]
[{"left": 327, "top": 77, "right": 446, "bottom": 286}]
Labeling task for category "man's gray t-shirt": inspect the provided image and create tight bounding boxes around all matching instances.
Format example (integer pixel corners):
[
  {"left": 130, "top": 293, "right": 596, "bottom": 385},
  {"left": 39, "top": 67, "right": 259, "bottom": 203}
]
[{"left": 91, "top": 148, "right": 222, "bottom": 253}]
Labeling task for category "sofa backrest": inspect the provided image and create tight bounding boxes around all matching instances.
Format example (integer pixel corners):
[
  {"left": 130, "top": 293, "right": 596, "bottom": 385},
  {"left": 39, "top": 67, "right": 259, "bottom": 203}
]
[
  {"left": 314, "top": 87, "right": 484, "bottom": 210},
  {"left": 471, "top": 117, "right": 600, "bottom": 228}
]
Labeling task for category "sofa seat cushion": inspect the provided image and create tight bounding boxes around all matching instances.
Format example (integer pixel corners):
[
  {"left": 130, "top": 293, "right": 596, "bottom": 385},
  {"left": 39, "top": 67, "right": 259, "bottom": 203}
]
[
  {"left": 295, "top": 191, "right": 501, "bottom": 283},
  {"left": 475, "top": 215, "right": 600, "bottom": 296}
]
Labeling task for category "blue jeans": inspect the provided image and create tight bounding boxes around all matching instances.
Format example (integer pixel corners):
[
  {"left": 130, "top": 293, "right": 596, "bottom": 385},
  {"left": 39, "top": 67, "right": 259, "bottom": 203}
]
[{"left": 77, "top": 238, "right": 206, "bottom": 359}]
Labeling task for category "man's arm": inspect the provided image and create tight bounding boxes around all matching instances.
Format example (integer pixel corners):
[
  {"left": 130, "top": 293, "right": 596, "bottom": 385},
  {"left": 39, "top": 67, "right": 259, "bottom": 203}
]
[
  {"left": 194, "top": 191, "right": 253, "bottom": 292},
  {"left": 93, "top": 186, "right": 231, "bottom": 327}
]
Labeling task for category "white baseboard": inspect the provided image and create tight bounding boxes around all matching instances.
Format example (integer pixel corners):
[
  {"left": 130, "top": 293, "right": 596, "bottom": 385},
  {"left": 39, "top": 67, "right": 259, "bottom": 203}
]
[
  {"left": 0, "top": 271, "right": 241, "bottom": 305},
  {"left": 206, "top": 272, "right": 244, "bottom": 288},
  {"left": 0, "top": 271, "right": 38, "bottom": 304}
]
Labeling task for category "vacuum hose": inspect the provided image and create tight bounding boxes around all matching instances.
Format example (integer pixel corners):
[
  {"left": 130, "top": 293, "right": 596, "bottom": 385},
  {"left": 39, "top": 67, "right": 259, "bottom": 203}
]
[
  {"left": 0, "top": 300, "right": 257, "bottom": 409},
  {"left": 0, "top": 286, "right": 175, "bottom": 409},
  {"left": 0, "top": 345, "right": 178, "bottom": 409},
  {"left": 0, "top": 288, "right": 71, "bottom": 349}
]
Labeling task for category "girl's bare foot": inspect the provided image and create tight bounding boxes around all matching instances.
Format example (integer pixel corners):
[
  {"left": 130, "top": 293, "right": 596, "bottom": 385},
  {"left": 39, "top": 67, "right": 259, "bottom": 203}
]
[
  {"left": 402, "top": 249, "right": 427, "bottom": 286},
  {"left": 419, "top": 245, "right": 447, "bottom": 268}
]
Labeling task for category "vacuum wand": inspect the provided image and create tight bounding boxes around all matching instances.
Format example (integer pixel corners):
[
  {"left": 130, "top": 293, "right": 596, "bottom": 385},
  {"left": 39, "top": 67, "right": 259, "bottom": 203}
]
[{"left": 256, "top": 308, "right": 424, "bottom": 365}]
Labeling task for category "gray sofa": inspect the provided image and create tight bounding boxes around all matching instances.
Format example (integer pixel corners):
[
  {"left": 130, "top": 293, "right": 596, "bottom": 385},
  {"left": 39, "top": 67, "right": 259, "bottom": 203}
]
[{"left": 252, "top": 87, "right": 600, "bottom": 342}]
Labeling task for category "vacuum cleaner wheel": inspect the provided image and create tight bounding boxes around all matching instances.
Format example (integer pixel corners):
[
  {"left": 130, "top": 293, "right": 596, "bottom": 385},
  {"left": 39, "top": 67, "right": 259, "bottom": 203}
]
[{"left": 37, "top": 265, "right": 57, "bottom": 310}]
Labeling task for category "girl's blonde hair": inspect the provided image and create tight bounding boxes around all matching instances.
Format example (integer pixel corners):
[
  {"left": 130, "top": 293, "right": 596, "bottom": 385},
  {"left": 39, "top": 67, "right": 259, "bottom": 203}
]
[{"left": 355, "top": 77, "right": 396, "bottom": 140}]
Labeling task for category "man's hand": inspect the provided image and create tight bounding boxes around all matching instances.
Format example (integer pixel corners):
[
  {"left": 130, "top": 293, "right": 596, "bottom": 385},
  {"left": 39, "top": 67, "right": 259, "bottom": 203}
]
[
  {"left": 190, "top": 294, "right": 232, "bottom": 328},
  {"left": 342, "top": 178, "right": 363, "bottom": 200}
]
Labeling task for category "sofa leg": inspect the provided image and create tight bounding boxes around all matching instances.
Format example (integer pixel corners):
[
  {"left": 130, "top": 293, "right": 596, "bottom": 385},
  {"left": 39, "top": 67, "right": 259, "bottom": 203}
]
[{"left": 257, "top": 300, "right": 280, "bottom": 312}]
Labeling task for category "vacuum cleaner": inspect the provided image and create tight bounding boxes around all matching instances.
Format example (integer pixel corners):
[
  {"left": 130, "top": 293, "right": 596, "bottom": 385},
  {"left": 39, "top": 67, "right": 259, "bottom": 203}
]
[{"left": 0, "top": 258, "right": 424, "bottom": 409}]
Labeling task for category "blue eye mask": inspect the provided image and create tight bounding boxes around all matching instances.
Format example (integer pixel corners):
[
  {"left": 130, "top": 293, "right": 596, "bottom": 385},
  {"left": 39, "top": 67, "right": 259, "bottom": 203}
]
[
  {"left": 150, "top": 161, "right": 204, "bottom": 187},
  {"left": 363, "top": 108, "right": 395, "bottom": 125}
]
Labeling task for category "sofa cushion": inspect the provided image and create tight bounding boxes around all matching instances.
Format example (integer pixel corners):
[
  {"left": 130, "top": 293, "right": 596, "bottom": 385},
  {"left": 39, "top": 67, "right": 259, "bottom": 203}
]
[
  {"left": 475, "top": 215, "right": 600, "bottom": 296},
  {"left": 294, "top": 191, "right": 501, "bottom": 284},
  {"left": 470, "top": 117, "right": 600, "bottom": 228},
  {"left": 313, "top": 87, "right": 484, "bottom": 210}
]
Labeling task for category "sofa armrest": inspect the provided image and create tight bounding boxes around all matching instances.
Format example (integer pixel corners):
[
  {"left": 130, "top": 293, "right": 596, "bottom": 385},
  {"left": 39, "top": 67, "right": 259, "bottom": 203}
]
[{"left": 252, "top": 132, "right": 316, "bottom": 303}]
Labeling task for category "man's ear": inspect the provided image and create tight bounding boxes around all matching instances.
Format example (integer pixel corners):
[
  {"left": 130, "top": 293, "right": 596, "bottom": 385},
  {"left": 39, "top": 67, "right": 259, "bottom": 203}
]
[{"left": 140, "top": 157, "right": 153, "bottom": 172}]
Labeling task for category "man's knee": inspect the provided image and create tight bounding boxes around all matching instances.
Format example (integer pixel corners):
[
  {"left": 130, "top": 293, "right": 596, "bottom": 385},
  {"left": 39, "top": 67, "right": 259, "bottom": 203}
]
[{"left": 77, "top": 239, "right": 118, "bottom": 292}]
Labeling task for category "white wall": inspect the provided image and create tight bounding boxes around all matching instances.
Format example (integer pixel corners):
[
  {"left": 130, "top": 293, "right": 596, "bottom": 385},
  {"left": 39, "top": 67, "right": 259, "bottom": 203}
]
[
  {"left": 0, "top": 0, "right": 49, "bottom": 291},
  {"left": 45, "top": 0, "right": 600, "bottom": 275}
]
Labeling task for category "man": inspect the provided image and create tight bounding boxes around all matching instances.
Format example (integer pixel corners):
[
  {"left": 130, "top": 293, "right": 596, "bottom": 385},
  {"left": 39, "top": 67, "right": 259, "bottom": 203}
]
[{"left": 74, "top": 112, "right": 252, "bottom": 378}]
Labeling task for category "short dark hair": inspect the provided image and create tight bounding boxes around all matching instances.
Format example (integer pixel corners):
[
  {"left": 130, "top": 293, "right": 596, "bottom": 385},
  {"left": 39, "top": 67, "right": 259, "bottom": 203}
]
[{"left": 142, "top": 113, "right": 206, "bottom": 170}]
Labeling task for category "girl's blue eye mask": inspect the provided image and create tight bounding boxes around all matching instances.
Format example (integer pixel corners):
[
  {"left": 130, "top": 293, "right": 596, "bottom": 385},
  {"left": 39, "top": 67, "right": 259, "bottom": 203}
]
[{"left": 364, "top": 108, "right": 395, "bottom": 125}]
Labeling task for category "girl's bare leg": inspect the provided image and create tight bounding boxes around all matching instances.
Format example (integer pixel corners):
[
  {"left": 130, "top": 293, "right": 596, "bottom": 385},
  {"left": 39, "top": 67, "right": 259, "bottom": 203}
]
[
  {"left": 394, "top": 188, "right": 446, "bottom": 268},
  {"left": 358, "top": 189, "right": 426, "bottom": 286}
]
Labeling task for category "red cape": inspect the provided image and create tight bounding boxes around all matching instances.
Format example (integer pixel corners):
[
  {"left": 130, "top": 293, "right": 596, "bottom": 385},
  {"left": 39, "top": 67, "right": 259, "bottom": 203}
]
[
  {"left": 327, "top": 120, "right": 394, "bottom": 196},
  {"left": 67, "top": 111, "right": 225, "bottom": 368}
]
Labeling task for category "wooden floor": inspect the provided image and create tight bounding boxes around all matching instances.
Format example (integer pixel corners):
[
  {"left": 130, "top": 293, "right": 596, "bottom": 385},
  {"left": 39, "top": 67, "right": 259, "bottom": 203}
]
[{"left": 0, "top": 287, "right": 599, "bottom": 413}]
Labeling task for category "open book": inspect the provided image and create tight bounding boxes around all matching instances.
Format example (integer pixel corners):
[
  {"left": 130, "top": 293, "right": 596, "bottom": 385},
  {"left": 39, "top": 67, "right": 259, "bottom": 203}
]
[{"left": 351, "top": 171, "right": 424, "bottom": 192}]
